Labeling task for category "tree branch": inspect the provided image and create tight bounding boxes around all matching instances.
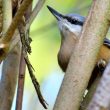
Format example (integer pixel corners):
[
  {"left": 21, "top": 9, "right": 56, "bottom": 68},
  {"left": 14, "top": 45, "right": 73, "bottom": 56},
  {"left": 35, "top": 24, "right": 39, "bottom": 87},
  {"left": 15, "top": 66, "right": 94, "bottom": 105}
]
[
  {"left": 0, "top": 0, "right": 33, "bottom": 64},
  {"left": 26, "top": 0, "right": 46, "bottom": 30},
  {"left": 15, "top": 1, "right": 48, "bottom": 109},
  {"left": 15, "top": 51, "right": 26, "bottom": 110},
  {"left": 0, "top": 1, "right": 20, "bottom": 110},
  {"left": 1, "top": 0, "right": 32, "bottom": 43},
  {"left": 88, "top": 61, "right": 110, "bottom": 110},
  {"left": 80, "top": 75, "right": 101, "bottom": 110},
  {"left": 53, "top": 0, "right": 110, "bottom": 110},
  {"left": 0, "top": 42, "right": 21, "bottom": 110},
  {"left": 0, "top": 0, "right": 2, "bottom": 33},
  {"left": 2, "top": 0, "right": 12, "bottom": 34},
  {"left": 0, "top": 1, "right": 21, "bottom": 109}
]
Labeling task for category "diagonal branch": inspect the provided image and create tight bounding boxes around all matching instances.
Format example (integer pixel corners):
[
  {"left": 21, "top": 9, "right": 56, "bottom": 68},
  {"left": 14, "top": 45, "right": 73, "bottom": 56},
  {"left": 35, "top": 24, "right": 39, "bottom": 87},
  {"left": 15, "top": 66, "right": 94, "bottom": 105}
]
[
  {"left": 0, "top": 0, "right": 33, "bottom": 63},
  {"left": 15, "top": 3, "right": 32, "bottom": 110},
  {"left": 0, "top": 0, "right": 33, "bottom": 44},
  {"left": 16, "top": 2, "right": 48, "bottom": 107},
  {"left": 80, "top": 75, "right": 101, "bottom": 110},
  {"left": 19, "top": 22, "right": 48, "bottom": 108},
  {"left": 24, "top": 55, "right": 48, "bottom": 109},
  {"left": 53, "top": 0, "right": 110, "bottom": 110},
  {"left": 88, "top": 61, "right": 110, "bottom": 110},
  {"left": 26, "top": 0, "right": 46, "bottom": 30}
]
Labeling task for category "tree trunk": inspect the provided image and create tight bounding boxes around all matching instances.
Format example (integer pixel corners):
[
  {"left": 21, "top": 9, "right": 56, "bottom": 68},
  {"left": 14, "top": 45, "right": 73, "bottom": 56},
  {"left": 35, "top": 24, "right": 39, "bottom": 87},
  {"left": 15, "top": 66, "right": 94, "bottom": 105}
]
[{"left": 53, "top": 0, "right": 110, "bottom": 110}]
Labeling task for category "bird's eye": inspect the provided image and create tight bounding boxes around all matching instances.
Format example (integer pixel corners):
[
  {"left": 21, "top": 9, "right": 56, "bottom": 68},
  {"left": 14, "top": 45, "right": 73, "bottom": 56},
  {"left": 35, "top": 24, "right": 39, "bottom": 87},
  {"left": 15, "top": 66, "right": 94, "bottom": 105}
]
[
  {"left": 64, "top": 16, "right": 83, "bottom": 26},
  {"left": 71, "top": 19, "right": 78, "bottom": 24},
  {"left": 65, "top": 16, "right": 78, "bottom": 25}
]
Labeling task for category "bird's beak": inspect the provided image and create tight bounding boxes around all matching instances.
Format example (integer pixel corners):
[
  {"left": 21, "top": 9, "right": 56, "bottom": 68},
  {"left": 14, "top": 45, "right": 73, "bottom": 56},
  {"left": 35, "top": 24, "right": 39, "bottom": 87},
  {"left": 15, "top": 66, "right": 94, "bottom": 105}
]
[{"left": 47, "top": 6, "right": 64, "bottom": 21}]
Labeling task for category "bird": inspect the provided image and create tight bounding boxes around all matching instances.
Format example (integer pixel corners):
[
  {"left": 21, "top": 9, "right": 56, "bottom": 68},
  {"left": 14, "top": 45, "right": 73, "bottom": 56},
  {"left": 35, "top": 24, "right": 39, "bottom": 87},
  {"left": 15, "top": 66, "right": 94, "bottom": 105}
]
[{"left": 47, "top": 6, "right": 110, "bottom": 88}]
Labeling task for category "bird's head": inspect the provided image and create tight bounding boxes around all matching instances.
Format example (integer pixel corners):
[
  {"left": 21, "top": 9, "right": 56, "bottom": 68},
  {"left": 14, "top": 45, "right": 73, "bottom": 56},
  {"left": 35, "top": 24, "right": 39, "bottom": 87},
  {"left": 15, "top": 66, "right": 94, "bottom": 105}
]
[{"left": 47, "top": 6, "right": 85, "bottom": 39}]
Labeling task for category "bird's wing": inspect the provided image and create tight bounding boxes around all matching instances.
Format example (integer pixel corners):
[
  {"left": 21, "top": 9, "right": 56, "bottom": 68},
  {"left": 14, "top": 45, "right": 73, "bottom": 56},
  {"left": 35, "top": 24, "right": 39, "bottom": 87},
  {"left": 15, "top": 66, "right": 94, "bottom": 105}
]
[{"left": 104, "top": 38, "right": 110, "bottom": 48}]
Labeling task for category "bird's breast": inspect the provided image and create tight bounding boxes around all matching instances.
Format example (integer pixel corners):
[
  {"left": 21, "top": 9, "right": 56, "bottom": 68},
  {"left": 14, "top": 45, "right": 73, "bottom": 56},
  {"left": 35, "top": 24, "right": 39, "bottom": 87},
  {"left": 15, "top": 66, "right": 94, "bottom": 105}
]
[{"left": 57, "top": 44, "right": 73, "bottom": 72}]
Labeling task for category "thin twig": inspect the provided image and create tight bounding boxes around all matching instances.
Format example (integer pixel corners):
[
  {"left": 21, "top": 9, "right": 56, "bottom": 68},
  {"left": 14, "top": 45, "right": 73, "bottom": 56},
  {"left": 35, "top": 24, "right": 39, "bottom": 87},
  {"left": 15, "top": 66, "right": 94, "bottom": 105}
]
[
  {"left": 19, "top": 24, "right": 48, "bottom": 109},
  {"left": 15, "top": 2, "right": 31, "bottom": 109},
  {"left": 15, "top": 50, "right": 26, "bottom": 110},
  {"left": 26, "top": 0, "right": 46, "bottom": 30},
  {"left": 18, "top": 15, "right": 48, "bottom": 109},
  {"left": 24, "top": 55, "right": 48, "bottom": 109},
  {"left": 25, "top": 0, "right": 46, "bottom": 50}
]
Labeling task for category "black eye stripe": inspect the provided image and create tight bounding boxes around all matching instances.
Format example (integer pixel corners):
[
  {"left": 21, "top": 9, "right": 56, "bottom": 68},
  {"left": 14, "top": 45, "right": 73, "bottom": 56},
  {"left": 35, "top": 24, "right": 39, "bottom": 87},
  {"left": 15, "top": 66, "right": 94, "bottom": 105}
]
[{"left": 63, "top": 16, "right": 83, "bottom": 26}]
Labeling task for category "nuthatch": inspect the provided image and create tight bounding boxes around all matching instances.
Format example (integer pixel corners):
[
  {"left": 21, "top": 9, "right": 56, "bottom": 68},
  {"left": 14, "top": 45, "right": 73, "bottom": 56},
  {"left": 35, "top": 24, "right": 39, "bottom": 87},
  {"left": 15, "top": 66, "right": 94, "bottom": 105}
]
[
  {"left": 47, "top": 6, "right": 110, "bottom": 85},
  {"left": 47, "top": 6, "right": 110, "bottom": 89}
]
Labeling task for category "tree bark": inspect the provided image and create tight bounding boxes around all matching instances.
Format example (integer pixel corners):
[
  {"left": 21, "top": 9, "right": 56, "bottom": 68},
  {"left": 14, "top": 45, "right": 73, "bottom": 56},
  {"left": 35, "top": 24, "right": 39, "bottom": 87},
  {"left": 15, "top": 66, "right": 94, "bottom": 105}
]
[
  {"left": 80, "top": 75, "right": 101, "bottom": 110},
  {"left": 0, "top": 0, "right": 21, "bottom": 110},
  {"left": 0, "top": 43, "right": 21, "bottom": 110},
  {"left": 53, "top": 0, "right": 110, "bottom": 110},
  {"left": 88, "top": 62, "right": 110, "bottom": 110}
]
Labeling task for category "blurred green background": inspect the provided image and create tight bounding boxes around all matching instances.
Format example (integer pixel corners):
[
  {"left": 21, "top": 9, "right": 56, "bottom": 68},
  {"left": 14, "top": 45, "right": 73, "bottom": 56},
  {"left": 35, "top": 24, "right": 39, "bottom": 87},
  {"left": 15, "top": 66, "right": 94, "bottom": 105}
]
[{"left": 12, "top": 0, "right": 92, "bottom": 110}]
